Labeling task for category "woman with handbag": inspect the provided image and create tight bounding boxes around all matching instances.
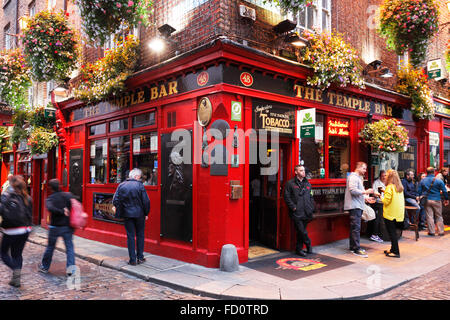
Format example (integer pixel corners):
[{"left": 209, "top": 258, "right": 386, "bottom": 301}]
[
  {"left": 0, "top": 175, "right": 33, "bottom": 287},
  {"left": 381, "top": 170, "right": 404, "bottom": 258}
]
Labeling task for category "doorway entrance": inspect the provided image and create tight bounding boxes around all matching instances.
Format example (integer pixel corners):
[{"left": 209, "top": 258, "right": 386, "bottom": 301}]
[{"left": 249, "top": 141, "right": 291, "bottom": 257}]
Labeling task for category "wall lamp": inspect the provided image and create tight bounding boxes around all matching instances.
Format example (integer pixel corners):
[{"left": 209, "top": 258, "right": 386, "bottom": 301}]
[
  {"left": 148, "top": 24, "right": 177, "bottom": 53},
  {"left": 363, "top": 60, "right": 393, "bottom": 78},
  {"left": 273, "top": 19, "right": 308, "bottom": 48}
]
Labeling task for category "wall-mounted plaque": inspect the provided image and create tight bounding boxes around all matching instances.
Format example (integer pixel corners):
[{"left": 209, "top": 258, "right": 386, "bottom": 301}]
[{"left": 197, "top": 97, "right": 212, "bottom": 127}]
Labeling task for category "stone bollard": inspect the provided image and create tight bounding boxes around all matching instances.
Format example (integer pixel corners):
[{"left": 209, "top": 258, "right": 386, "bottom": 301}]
[{"left": 220, "top": 244, "right": 239, "bottom": 272}]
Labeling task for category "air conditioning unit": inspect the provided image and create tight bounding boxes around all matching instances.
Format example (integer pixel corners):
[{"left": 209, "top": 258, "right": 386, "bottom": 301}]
[{"left": 239, "top": 5, "right": 256, "bottom": 21}]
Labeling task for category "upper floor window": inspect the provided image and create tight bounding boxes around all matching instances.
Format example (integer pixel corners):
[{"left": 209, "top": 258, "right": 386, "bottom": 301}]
[
  {"left": 296, "top": 0, "right": 331, "bottom": 32},
  {"left": 29, "top": 1, "right": 36, "bottom": 17},
  {"left": 3, "top": 23, "right": 12, "bottom": 50},
  {"left": 47, "top": 0, "right": 56, "bottom": 11},
  {"left": 104, "top": 25, "right": 139, "bottom": 53},
  {"left": 398, "top": 51, "right": 409, "bottom": 69}
]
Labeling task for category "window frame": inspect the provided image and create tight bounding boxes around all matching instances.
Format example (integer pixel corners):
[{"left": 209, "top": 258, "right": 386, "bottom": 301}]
[
  {"left": 87, "top": 109, "right": 158, "bottom": 188},
  {"left": 299, "top": 112, "right": 351, "bottom": 182}
]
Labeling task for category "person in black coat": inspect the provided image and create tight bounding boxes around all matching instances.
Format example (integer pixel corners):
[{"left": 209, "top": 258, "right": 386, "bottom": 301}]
[
  {"left": 113, "top": 168, "right": 150, "bottom": 265},
  {"left": 0, "top": 175, "right": 33, "bottom": 287},
  {"left": 38, "top": 179, "right": 75, "bottom": 276},
  {"left": 283, "top": 165, "right": 315, "bottom": 257}
]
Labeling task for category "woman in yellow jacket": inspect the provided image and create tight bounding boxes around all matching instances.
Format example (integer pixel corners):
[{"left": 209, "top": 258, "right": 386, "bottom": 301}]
[{"left": 381, "top": 170, "right": 404, "bottom": 258}]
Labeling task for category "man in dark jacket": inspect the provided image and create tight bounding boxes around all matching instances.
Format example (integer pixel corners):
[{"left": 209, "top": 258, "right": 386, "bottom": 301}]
[
  {"left": 113, "top": 168, "right": 150, "bottom": 265},
  {"left": 402, "top": 169, "right": 419, "bottom": 228},
  {"left": 38, "top": 179, "right": 75, "bottom": 275},
  {"left": 283, "top": 165, "right": 315, "bottom": 257}
]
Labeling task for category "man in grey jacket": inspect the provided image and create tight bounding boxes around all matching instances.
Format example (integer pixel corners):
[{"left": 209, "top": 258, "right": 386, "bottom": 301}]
[{"left": 344, "top": 162, "right": 375, "bottom": 258}]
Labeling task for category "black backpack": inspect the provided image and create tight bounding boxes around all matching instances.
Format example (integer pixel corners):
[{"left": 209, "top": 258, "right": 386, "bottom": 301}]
[{"left": 0, "top": 192, "right": 31, "bottom": 229}]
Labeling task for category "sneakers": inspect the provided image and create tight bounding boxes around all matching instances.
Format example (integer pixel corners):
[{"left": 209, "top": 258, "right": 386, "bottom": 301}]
[
  {"left": 37, "top": 264, "right": 49, "bottom": 274},
  {"left": 352, "top": 249, "right": 368, "bottom": 258},
  {"left": 369, "top": 235, "right": 384, "bottom": 243}
]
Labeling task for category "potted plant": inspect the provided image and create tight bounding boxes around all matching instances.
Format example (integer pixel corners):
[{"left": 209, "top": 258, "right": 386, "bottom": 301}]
[
  {"left": 76, "top": 0, "right": 153, "bottom": 45},
  {"left": 378, "top": 0, "right": 439, "bottom": 66},
  {"left": 22, "top": 10, "right": 79, "bottom": 82},
  {"left": 395, "top": 64, "right": 435, "bottom": 120},
  {"left": 299, "top": 30, "right": 365, "bottom": 90},
  {"left": 359, "top": 118, "right": 409, "bottom": 153},
  {"left": 263, "top": 0, "right": 313, "bottom": 14},
  {"left": 0, "top": 48, "right": 31, "bottom": 109},
  {"left": 73, "top": 35, "right": 140, "bottom": 103},
  {"left": 11, "top": 109, "right": 30, "bottom": 145}
]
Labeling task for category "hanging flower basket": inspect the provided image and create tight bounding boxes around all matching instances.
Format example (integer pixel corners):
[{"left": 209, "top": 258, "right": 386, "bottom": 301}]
[
  {"left": 11, "top": 109, "right": 30, "bottom": 145},
  {"left": 378, "top": 0, "right": 439, "bottom": 66},
  {"left": 73, "top": 35, "right": 140, "bottom": 104},
  {"left": 76, "top": 0, "right": 153, "bottom": 45},
  {"left": 27, "top": 126, "right": 59, "bottom": 155},
  {"left": 359, "top": 118, "right": 409, "bottom": 153},
  {"left": 446, "top": 43, "right": 450, "bottom": 72},
  {"left": 299, "top": 30, "right": 365, "bottom": 90},
  {"left": 395, "top": 65, "right": 434, "bottom": 120},
  {"left": 22, "top": 10, "right": 79, "bottom": 82},
  {"left": 0, "top": 48, "right": 31, "bottom": 109}
]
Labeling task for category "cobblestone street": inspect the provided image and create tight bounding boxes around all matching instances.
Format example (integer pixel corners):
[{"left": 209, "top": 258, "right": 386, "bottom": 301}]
[
  {"left": 0, "top": 241, "right": 211, "bottom": 300},
  {"left": 370, "top": 263, "right": 450, "bottom": 300}
]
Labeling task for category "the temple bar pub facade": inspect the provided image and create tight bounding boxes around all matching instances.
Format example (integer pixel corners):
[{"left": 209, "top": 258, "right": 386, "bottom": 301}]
[{"left": 47, "top": 38, "right": 438, "bottom": 268}]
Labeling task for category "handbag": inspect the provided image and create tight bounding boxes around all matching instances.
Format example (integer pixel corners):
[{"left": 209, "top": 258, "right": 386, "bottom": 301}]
[
  {"left": 419, "top": 177, "right": 436, "bottom": 207},
  {"left": 362, "top": 204, "right": 376, "bottom": 221}
]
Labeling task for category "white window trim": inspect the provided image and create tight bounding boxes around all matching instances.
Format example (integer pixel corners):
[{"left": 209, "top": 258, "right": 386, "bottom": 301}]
[
  {"left": 104, "top": 25, "right": 139, "bottom": 52},
  {"left": 295, "top": 0, "right": 331, "bottom": 33}
]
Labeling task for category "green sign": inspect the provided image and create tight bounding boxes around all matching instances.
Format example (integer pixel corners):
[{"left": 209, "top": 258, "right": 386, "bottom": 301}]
[
  {"left": 231, "top": 101, "right": 242, "bottom": 121},
  {"left": 300, "top": 124, "right": 315, "bottom": 138},
  {"left": 44, "top": 108, "right": 56, "bottom": 118}
]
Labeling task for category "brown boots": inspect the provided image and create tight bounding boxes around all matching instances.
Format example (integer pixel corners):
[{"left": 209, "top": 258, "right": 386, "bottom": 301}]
[{"left": 9, "top": 269, "right": 21, "bottom": 287}]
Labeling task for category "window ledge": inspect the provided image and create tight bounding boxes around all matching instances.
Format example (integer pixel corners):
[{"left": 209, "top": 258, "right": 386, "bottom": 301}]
[{"left": 314, "top": 212, "right": 349, "bottom": 218}]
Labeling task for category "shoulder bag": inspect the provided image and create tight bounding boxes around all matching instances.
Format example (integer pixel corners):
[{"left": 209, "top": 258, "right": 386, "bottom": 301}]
[{"left": 419, "top": 177, "right": 436, "bottom": 207}]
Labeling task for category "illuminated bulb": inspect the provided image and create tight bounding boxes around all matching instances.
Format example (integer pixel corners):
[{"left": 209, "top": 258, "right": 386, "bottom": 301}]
[{"left": 148, "top": 38, "right": 165, "bottom": 53}]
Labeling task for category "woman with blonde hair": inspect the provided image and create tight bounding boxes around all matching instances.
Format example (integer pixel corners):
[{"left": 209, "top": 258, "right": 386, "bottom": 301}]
[
  {"left": 0, "top": 175, "right": 33, "bottom": 287},
  {"left": 381, "top": 169, "right": 404, "bottom": 258}
]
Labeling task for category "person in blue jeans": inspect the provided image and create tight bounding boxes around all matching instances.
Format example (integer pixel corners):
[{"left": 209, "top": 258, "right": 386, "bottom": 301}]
[
  {"left": 38, "top": 179, "right": 75, "bottom": 275},
  {"left": 113, "top": 168, "right": 150, "bottom": 265}
]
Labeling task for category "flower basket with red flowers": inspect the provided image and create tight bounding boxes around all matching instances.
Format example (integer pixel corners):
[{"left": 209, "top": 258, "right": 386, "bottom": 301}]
[
  {"left": 359, "top": 118, "right": 409, "bottom": 153},
  {"left": 22, "top": 10, "right": 79, "bottom": 82},
  {"left": 378, "top": 0, "right": 439, "bottom": 66}
]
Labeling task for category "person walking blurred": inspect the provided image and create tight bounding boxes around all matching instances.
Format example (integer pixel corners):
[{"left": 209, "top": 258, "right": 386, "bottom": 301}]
[
  {"left": 344, "top": 162, "right": 374, "bottom": 258},
  {"left": 113, "top": 168, "right": 150, "bottom": 265},
  {"left": 382, "top": 170, "right": 404, "bottom": 258},
  {"left": 418, "top": 167, "right": 449, "bottom": 236},
  {"left": 38, "top": 179, "right": 75, "bottom": 275},
  {"left": 0, "top": 175, "right": 33, "bottom": 287}
]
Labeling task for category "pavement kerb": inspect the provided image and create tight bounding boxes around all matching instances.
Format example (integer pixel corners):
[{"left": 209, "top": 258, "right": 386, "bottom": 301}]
[{"left": 25, "top": 227, "right": 444, "bottom": 300}]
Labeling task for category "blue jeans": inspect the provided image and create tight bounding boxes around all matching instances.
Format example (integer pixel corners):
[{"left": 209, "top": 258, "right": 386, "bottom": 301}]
[
  {"left": 1, "top": 233, "right": 29, "bottom": 270},
  {"left": 349, "top": 209, "right": 363, "bottom": 251},
  {"left": 41, "top": 226, "right": 75, "bottom": 270},
  {"left": 124, "top": 216, "right": 146, "bottom": 262}
]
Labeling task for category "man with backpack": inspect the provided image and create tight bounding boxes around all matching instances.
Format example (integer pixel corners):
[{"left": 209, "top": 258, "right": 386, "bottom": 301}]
[{"left": 38, "top": 179, "right": 76, "bottom": 276}]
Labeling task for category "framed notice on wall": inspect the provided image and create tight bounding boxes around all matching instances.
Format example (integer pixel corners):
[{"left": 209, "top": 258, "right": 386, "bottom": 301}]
[{"left": 93, "top": 193, "right": 124, "bottom": 224}]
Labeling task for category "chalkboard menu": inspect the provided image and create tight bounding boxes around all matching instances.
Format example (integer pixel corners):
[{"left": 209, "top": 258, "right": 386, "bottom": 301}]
[
  {"left": 312, "top": 186, "right": 345, "bottom": 214},
  {"left": 93, "top": 193, "right": 124, "bottom": 224}
]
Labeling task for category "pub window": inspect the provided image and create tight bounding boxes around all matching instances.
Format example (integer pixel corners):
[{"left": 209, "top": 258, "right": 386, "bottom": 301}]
[
  {"left": 89, "top": 123, "right": 106, "bottom": 136},
  {"left": 132, "top": 112, "right": 155, "bottom": 128},
  {"left": 328, "top": 117, "right": 350, "bottom": 179},
  {"left": 133, "top": 132, "right": 158, "bottom": 186},
  {"left": 109, "top": 135, "right": 130, "bottom": 184},
  {"left": 89, "top": 139, "right": 107, "bottom": 184},
  {"left": 109, "top": 118, "right": 128, "bottom": 133},
  {"left": 444, "top": 128, "right": 450, "bottom": 169},
  {"left": 300, "top": 114, "right": 325, "bottom": 179}
]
